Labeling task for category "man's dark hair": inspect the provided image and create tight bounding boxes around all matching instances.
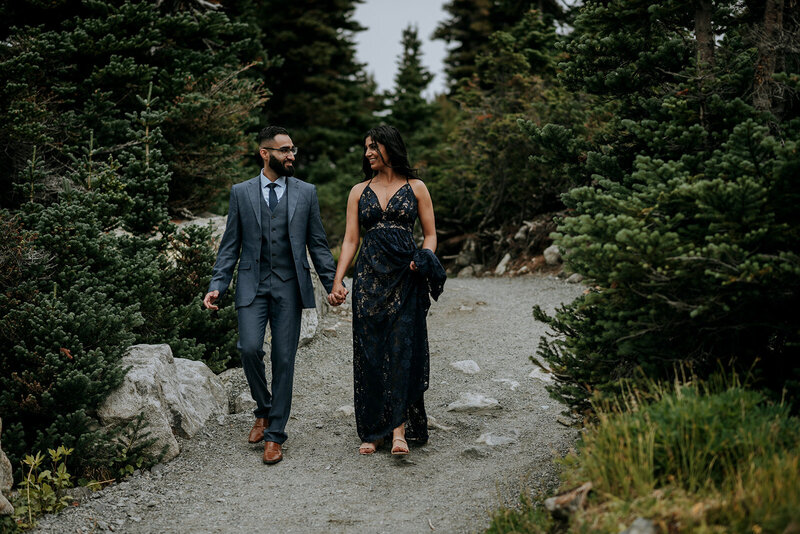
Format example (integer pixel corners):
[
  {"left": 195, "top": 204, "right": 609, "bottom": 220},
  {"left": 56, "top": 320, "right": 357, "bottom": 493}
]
[
  {"left": 361, "top": 125, "right": 419, "bottom": 181},
  {"left": 258, "top": 126, "right": 290, "bottom": 146}
]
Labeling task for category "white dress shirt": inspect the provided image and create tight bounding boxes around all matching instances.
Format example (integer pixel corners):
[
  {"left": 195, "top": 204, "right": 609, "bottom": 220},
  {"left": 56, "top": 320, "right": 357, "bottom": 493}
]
[{"left": 259, "top": 172, "right": 287, "bottom": 204}]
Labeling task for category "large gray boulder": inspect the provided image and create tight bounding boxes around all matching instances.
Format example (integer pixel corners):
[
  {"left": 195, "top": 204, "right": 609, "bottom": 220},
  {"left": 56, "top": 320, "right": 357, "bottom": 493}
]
[
  {"left": 0, "top": 417, "right": 13, "bottom": 515},
  {"left": 98, "top": 345, "right": 227, "bottom": 462}
]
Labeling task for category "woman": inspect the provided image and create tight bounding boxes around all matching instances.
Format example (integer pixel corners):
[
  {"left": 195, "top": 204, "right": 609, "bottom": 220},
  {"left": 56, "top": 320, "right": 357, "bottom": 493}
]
[{"left": 329, "top": 125, "right": 443, "bottom": 456}]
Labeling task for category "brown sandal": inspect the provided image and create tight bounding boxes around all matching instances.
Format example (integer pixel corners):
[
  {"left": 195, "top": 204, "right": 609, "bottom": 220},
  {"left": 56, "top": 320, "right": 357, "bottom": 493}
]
[
  {"left": 391, "top": 436, "right": 409, "bottom": 456},
  {"left": 359, "top": 441, "right": 380, "bottom": 455}
]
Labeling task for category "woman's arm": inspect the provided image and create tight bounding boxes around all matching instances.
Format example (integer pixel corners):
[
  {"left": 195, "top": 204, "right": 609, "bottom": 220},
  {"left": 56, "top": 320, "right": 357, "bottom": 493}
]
[
  {"left": 329, "top": 183, "right": 365, "bottom": 304},
  {"left": 410, "top": 180, "right": 437, "bottom": 270}
]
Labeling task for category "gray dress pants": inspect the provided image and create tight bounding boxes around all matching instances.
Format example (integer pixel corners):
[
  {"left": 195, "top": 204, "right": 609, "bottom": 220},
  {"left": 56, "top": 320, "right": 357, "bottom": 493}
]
[{"left": 236, "top": 274, "right": 302, "bottom": 444}]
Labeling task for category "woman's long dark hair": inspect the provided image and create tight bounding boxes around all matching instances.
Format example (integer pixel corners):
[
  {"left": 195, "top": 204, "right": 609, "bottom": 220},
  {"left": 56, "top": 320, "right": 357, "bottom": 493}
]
[{"left": 361, "top": 125, "right": 419, "bottom": 181}]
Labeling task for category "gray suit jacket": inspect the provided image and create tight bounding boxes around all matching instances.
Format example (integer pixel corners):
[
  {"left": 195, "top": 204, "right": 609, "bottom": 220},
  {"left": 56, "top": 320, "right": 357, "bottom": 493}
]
[{"left": 208, "top": 175, "right": 336, "bottom": 309}]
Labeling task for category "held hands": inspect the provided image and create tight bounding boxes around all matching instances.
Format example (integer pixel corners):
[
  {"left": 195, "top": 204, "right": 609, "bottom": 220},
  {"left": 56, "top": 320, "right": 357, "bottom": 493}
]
[
  {"left": 203, "top": 290, "right": 220, "bottom": 310},
  {"left": 327, "top": 281, "right": 348, "bottom": 306}
]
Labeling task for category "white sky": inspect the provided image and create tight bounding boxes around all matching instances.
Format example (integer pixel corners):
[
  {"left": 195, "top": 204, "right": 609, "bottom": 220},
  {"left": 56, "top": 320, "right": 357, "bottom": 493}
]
[{"left": 352, "top": 0, "right": 449, "bottom": 99}]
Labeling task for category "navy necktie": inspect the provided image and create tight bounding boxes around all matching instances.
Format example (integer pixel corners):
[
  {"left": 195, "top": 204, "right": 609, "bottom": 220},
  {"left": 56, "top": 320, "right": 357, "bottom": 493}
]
[{"left": 267, "top": 182, "right": 278, "bottom": 211}]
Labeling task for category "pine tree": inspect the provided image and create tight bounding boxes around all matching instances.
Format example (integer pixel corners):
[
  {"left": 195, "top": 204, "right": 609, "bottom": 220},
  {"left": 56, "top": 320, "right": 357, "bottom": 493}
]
[
  {"left": 528, "top": 0, "right": 800, "bottom": 413},
  {"left": 433, "top": 0, "right": 564, "bottom": 91},
  {"left": 0, "top": 0, "right": 267, "bottom": 214},
  {"left": 249, "top": 0, "right": 376, "bottom": 176},
  {"left": 424, "top": 9, "right": 576, "bottom": 243},
  {"left": 389, "top": 25, "right": 435, "bottom": 137}
]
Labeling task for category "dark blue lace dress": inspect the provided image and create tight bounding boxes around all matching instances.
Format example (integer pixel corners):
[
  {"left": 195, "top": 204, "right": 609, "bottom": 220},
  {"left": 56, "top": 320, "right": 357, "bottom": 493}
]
[{"left": 353, "top": 180, "right": 430, "bottom": 444}]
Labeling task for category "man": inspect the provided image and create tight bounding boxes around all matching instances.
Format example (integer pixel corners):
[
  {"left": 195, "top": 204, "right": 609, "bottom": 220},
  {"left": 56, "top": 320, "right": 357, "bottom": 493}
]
[{"left": 204, "top": 126, "right": 338, "bottom": 465}]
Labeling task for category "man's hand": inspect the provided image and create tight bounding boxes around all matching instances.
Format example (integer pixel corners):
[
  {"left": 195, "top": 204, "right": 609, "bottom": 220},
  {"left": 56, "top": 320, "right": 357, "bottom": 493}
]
[
  {"left": 327, "top": 281, "right": 348, "bottom": 306},
  {"left": 203, "top": 290, "right": 220, "bottom": 310}
]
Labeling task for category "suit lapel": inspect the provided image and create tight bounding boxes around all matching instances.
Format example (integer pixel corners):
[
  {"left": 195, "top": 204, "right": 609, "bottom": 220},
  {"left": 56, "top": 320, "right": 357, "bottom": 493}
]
[
  {"left": 287, "top": 176, "right": 299, "bottom": 223},
  {"left": 247, "top": 175, "right": 262, "bottom": 229}
]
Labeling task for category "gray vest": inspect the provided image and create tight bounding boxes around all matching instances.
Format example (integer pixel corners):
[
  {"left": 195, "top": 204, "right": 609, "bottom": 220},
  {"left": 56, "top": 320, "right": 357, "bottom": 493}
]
[{"left": 259, "top": 188, "right": 296, "bottom": 282}]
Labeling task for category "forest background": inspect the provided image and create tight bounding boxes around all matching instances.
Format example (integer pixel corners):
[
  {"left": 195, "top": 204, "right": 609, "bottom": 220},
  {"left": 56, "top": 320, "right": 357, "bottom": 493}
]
[{"left": 1, "top": 0, "right": 799, "bottom": 532}]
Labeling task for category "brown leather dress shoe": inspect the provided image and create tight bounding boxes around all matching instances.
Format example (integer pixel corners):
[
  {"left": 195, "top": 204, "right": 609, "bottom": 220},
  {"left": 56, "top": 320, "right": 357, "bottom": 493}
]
[
  {"left": 263, "top": 441, "right": 283, "bottom": 464},
  {"left": 248, "top": 418, "right": 268, "bottom": 443}
]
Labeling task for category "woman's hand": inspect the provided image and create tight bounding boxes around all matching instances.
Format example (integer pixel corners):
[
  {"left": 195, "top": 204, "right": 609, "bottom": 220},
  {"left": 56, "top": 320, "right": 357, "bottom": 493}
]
[
  {"left": 409, "top": 261, "right": 418, "bottom": 271},
  {"left": 328, "top": 280, "right": 348, "bottom": 306}
]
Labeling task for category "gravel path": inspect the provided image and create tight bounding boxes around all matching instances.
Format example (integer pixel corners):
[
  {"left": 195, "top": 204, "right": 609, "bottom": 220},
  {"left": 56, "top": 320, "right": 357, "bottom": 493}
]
[{"left": 34, "top": 276, "right": 582, "bottom": 534}]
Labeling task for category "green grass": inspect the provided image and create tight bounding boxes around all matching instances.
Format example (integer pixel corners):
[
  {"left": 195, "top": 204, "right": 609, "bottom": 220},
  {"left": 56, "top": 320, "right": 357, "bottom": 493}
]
[{"left": 487, "top": 375, "right": 800, "bottom": 533}]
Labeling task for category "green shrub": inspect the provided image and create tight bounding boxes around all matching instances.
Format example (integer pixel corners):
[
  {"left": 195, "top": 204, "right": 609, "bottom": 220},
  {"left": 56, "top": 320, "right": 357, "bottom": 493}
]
[
  {"left": 534, "top": 120, "right": 800, "bottom": 413},
  {"left": 12, "top": 446, "right": 94, "bottom": 530},
  {"left": 0, "top": 172, "right": 236, "bottom": 480}
]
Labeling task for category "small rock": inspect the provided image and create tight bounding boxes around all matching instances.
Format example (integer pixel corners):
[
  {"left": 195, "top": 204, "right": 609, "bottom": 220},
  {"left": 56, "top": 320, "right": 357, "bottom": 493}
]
[
  {"left": 427, "top": 415, "right": 455, "bottom": 431},
  {"left": 543, "top": 244, "right": 562, "bottom": 265},
  {"left": 514, "top": 225, "right": 529, "bottom": 241},
  {"left": 621, "top": 517, "right": 658, "bottom": 534},
  {"left": 336, "top": 405, "right": 355, "bottom": 417},
  {"left": 217, "top": 415, "right": 225, "bottom": 426},
  {"left": 451, "top": 360, "right": 481, "bottom": 374},
  {"left": 567, "top": 273, "right": 584, "bottom": 284},
  {"left": 544, "top": 482, "right": 592, "bottom": 519},
  {"left": 150, "top": 464, "right": 166, "bottom": 476},
  {"left": 528, "top": 367, "right": 554, "bottom": 383},
  {"left": 315, "top": 423, "right": 324, "bottom": 429},
  {"left": 495, "top": 253, "right": 512, "bottom": 275},
  {"left": 461, "top": 447, "right": 488, "bottom": 459},
  {"left": 476, "top": 432, "right": 518, "bottom": 447},
  {"left": 0, "top": 494, "right": 12, "bottom": 516},
  {"left": 458, "top": 305, "right": 473, "bottom": 312},
  {"left": 517, "top": 265, "right": 529, "bottom": 274},
  {"left": 556, "top": 416, "right": 576, "bottom": 427},
  {"left": 446, "top": 393, "right": 500, "bottom": 412},
  {"left": 235, "top": 390, "right": 257, "bottom": 414},
  {"left": 492, "top": 378, "right": 519, "bottom": 391},
  {"left": 457, "top": 266, "right": 474, "bottom": 278},
  {"left": 322, "top": 327, "right": 338, "bottom": 337}
]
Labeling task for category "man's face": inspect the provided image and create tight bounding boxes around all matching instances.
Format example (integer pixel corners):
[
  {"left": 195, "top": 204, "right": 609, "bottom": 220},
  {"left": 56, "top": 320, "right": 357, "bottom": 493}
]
[{"left": 260, "top": 134, "right": 296, "bottom": 177}]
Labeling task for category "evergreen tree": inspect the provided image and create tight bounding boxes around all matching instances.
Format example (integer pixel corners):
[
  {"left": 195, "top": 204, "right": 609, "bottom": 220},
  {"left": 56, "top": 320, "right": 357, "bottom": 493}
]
[
  {"left": 389, "top": 25, "right": 435, "bottom": 136},
  {"left": 0, "top": 3, "right": 248, "bottom": 480},
  {"left": 249, "top": 0, "right": 376, "bottom": 176},
  {"left": 0, "top": 0, "right": 267, "bottom": 214},
  {"left": 424, "top": 9, "right": 580, "bottom": 250},
  {"left": 433, "top": 0, "right": 563, "bottom": 91},
  {"left": 528, "top": 0, "right": 800, "bottom": 413}
]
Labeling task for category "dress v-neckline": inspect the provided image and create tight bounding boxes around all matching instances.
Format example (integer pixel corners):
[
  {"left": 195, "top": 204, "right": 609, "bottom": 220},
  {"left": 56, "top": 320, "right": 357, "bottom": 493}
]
[{"left": 367, "top": 182, "right": 409, "bottom": 213}]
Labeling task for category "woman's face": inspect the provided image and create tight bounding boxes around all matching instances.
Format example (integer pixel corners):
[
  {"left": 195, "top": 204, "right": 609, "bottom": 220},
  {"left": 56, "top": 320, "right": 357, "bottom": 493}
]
[{"left": 365, "top": 136, "right": 390, "bottom": 171}]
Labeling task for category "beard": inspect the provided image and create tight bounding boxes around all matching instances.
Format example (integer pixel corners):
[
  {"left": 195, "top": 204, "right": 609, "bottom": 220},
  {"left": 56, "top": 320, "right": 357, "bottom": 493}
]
[{"left": 268, "top": 154, "right": 294, "bottom": 177}]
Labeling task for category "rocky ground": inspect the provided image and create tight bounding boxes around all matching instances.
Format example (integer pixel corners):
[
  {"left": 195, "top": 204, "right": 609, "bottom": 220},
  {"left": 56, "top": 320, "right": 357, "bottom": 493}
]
[{"left": 33, "top": 275, "right": 583, "bottom": 534}]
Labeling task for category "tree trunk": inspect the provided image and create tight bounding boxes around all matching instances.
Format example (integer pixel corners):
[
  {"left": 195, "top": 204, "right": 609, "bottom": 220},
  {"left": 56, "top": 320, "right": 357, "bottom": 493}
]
[
  {"left": 753, "top": 0, "right": 785, "bottom": 113},
  {"left": 695, "top": 0, "right": 715, "bottom": 77}
]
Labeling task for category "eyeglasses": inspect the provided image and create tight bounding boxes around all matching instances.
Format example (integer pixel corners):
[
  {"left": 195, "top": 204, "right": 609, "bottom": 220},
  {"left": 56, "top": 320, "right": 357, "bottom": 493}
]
[{"left": 261, "top": 146, "right": 298, "bottom": 156}]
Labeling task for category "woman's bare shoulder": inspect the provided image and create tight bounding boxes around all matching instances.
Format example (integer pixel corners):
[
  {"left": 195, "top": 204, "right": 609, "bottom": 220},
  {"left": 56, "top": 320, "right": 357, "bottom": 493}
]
[
  {"left": 351, "top": 180, "right": 370, "bottom": 193},
  {"left": 348, "top": 180, "right": 370, "bottom": 201},
  {"left": 408, "top": 178, "right": 430, "bottom": 195}
]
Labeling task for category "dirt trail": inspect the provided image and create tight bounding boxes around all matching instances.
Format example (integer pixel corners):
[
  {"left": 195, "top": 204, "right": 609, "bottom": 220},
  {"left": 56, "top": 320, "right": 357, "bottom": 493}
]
[{"left": 34, "top": 276, "right": 582, "bottom": 534}]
